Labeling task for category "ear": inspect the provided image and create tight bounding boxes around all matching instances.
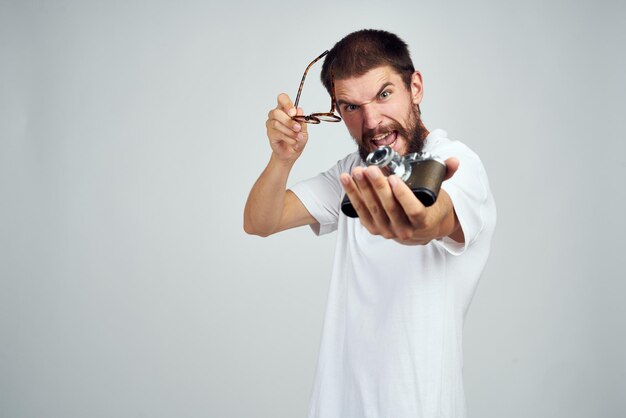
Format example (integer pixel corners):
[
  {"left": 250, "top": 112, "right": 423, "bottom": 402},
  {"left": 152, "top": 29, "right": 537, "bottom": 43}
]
[{"left": 410, "top": 71, "right": 424, "bottom": 105}]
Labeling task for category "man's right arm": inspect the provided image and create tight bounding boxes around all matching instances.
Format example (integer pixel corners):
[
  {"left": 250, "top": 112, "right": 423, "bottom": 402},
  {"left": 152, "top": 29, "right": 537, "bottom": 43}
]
[{"left": 243, "top": 94, "right": 317, "bottom": 237}]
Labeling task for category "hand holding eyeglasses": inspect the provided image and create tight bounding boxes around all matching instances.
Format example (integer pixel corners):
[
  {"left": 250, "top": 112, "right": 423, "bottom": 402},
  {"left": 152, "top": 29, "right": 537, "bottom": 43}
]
[
  {"left": 264, "top": 51, "right": 341, "bottom": 164},
  {"left": 265, "top": 93, "right": 310, "bottom": 163}
]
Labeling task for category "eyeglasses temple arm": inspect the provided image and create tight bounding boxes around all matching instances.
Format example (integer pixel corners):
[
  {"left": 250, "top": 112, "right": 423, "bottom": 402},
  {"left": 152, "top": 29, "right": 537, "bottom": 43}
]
[
  {"left": 294, "top": 50, "right": 329, "bottom": 109},
  {"left": 329, "top": 65, "right": 338, "bottom": 113}
]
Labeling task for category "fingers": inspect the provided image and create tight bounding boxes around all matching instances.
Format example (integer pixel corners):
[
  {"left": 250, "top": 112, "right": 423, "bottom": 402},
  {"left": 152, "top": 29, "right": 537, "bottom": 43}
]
[
  {"left": 388, "top": 175, "right": 426, "bottom": 227},
  {"left": 356, "top": 167, "right": 391, "bottom": 230},
  {"left": 267, "top": 98, "right": 301, "bottom": 138},
  {"left": 342, "top": 166, "right": 412, "bottom": 239},
  {"left": 340, "top": 172, "right": 375, "bottom": 227},
  {"left": 265, "top": 115, "right": 303, "bottom": 144},
  {"left": 364, "top": 167, "right": 423, "bottom": 239},
  {"left": 266, "top": 94, "right": 308, "bottom": 156},
  {"left": 343, "top": 156, "right": 461, "bottom": 243}
]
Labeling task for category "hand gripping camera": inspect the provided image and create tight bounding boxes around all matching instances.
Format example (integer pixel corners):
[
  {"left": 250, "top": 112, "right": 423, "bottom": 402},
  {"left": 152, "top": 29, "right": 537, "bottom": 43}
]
[{"left": 341, "top": 146, "right": 447, "bottom": 218}]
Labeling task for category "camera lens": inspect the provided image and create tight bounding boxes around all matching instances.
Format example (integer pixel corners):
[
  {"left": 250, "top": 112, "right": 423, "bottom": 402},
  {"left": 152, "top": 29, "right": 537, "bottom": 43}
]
[{"left": 368, "top": 147, "right": 390, "bottom": 165}]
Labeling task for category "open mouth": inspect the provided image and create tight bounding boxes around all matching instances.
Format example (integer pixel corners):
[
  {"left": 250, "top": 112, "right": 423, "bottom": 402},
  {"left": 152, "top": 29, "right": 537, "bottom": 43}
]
[{"left": 370, "top": 130, "right": 399, "bottom": 150}]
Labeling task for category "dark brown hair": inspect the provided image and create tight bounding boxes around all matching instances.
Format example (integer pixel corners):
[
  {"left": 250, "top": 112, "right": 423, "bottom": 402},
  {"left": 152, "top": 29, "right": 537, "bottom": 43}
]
[{"left": 320, "top": 29, "right": 415, "bottom": 95}]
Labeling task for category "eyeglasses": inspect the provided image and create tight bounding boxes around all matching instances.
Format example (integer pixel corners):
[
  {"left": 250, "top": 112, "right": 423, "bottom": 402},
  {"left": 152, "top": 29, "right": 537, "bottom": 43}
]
[{"left": 293, "top": 50, "right": 342, "bottom": 124}]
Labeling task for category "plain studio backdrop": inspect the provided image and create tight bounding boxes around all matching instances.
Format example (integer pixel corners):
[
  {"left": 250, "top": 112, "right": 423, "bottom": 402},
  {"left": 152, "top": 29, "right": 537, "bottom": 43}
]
[{"left": 1, "top": 0, "right": 625, "bottom": 417}]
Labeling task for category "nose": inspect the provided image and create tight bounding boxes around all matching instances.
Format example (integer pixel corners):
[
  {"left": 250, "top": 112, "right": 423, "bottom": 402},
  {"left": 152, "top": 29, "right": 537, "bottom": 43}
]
[{"left": 361, "top": 103, "right": 381, "bottom": 130}]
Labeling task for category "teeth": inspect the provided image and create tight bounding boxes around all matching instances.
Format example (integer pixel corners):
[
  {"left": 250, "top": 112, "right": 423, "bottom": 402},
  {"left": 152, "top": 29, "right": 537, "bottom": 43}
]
[{"left": 371, "top": 132, "right": 392, "bottom": 141}]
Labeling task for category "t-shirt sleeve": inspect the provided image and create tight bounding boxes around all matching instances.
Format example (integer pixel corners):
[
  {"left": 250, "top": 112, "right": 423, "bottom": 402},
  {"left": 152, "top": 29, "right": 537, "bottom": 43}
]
[
  {"left": 290, "top": 156, "right": 356, "bottom": 236},
  {"left": 435, "top": 142, "right": 494, "bottom": 255}
]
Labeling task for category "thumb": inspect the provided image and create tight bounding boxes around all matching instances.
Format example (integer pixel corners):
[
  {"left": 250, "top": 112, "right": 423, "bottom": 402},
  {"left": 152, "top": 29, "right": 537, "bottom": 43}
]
[
  {"left": 443, "top": 157, "right": 460, "bottom": 181},
  {"left": 277, "top": 93, "right": 297, "bottom": 117}
]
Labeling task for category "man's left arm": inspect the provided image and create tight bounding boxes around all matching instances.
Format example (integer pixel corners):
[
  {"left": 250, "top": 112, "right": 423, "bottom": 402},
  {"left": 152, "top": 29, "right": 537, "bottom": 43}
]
[{"left": 339, "top": 158, "right": 464, "bottom": 245}]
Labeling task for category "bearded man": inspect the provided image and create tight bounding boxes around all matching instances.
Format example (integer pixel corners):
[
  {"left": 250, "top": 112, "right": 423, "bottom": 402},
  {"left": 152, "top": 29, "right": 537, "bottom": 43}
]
[{"left": 244, "top": 29, "right": 496, "bottom": 418}]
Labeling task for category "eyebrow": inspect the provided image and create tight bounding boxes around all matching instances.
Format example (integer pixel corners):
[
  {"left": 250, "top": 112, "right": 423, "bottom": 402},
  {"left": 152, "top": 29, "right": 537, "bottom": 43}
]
[{"left": 336, "top": 81, "right": 395, "bottom": 108}]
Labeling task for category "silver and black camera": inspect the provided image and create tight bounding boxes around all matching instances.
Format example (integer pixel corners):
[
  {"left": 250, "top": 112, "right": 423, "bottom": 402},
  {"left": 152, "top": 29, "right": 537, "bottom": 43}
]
[{"left": 341, "top": 146, "right": 447, "bottom": 218}]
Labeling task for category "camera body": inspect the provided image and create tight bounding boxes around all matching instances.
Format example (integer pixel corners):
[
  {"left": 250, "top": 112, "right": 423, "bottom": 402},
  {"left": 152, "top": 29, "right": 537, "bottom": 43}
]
[{"left": 341, "top": 146, "right": 447, "bottom": 218}]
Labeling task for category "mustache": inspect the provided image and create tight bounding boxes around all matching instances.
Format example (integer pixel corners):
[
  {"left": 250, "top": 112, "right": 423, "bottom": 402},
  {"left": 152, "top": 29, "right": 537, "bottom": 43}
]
[{"left": 361, "top": 122, "right": 409, "bottom": 141}]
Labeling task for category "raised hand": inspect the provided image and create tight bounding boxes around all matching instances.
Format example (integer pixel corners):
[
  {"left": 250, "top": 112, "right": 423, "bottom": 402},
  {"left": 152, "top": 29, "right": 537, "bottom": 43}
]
[{"left": 265, "top": 93, "right": 309, "bottom": 164}]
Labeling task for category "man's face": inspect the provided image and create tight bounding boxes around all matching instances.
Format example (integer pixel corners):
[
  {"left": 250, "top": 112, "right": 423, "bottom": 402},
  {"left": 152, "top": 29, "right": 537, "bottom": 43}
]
[{"left": 334, "top": 66, "right": 426, "bottom": 160}]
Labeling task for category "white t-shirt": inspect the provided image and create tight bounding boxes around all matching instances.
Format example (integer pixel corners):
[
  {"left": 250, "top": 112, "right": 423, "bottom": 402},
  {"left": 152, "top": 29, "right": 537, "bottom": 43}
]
[{"left": 290, "top": 129, "right": 496, "bottom": 418}]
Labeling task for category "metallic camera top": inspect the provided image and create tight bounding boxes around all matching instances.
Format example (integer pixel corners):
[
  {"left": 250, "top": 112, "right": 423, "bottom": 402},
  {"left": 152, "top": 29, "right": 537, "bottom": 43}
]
[{"left": 365, "top": 146, "right": 445, "bottom": 181}]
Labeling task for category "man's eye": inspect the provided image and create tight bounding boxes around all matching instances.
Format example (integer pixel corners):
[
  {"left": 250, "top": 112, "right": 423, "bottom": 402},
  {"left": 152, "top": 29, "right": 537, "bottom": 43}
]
[
  {"left": 380, "top": 90, "right": 391, "bottom": 99},
  {"left": 346, "top": 104, "right": 358, "bottom": 112}
]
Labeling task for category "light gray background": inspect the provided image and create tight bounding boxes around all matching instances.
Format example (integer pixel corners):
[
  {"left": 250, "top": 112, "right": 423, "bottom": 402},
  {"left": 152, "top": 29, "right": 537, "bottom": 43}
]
[{"left": 1, "top": 0, "right": 625, "bottom": 417}]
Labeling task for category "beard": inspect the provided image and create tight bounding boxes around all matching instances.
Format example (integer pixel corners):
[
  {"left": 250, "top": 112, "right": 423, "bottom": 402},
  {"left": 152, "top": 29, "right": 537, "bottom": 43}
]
[{"left": 356, "top": 104, "right": 428, "bottom": 162}]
